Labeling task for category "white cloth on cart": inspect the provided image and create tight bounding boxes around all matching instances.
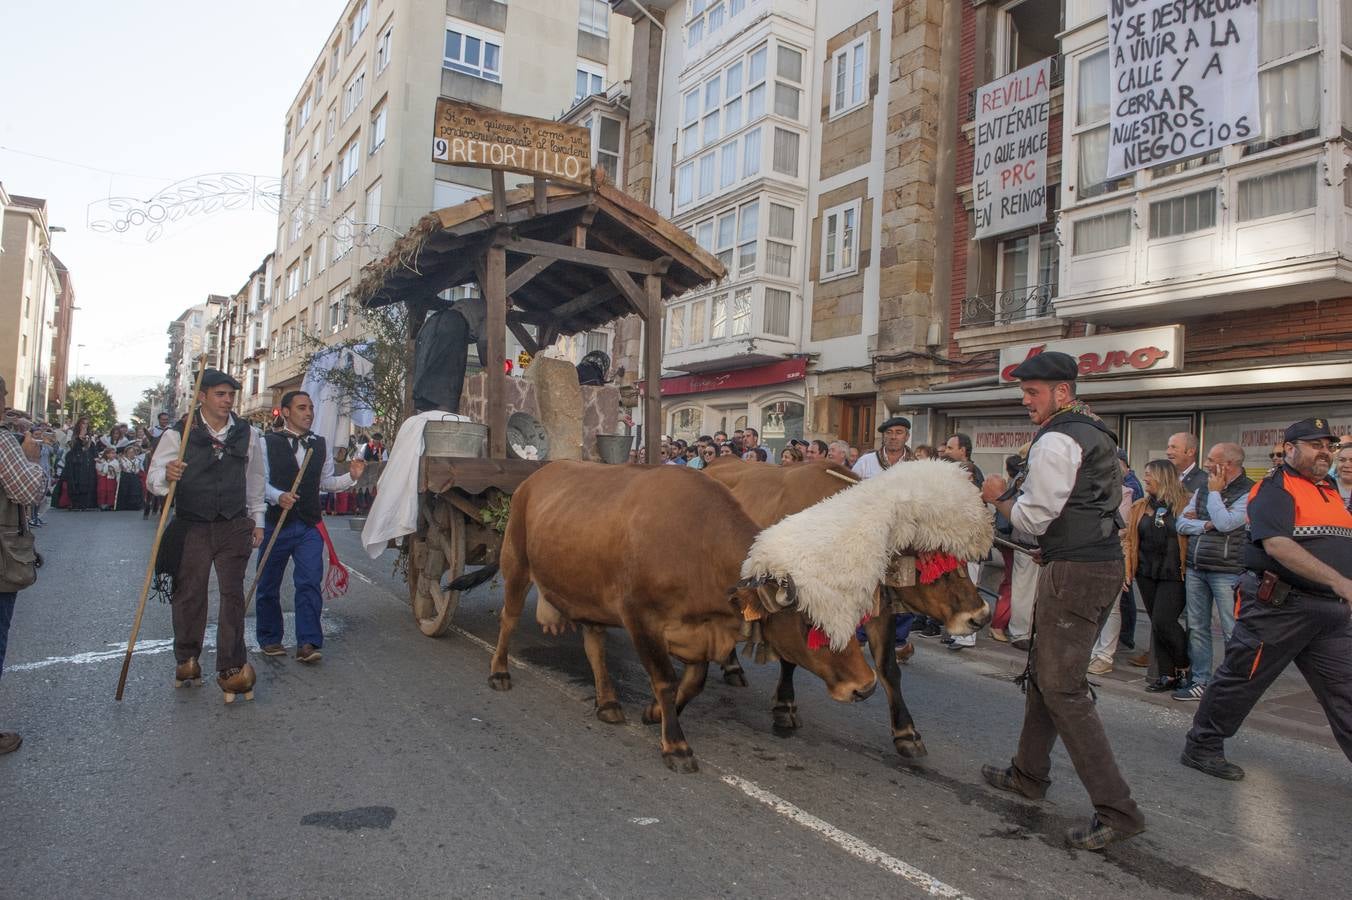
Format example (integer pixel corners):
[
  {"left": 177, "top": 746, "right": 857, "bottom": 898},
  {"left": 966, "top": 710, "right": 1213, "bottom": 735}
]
[{"left": 361, "top": 410, "right": 470, "bottom": 559}]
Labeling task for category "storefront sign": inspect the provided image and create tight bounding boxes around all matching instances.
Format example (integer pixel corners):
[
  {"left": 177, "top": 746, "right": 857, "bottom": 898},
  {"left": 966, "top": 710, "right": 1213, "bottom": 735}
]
[
  {"left": 998, "top": 325, "right": 1183, "bottom": 383},
  {"left": 1107, "top": 0, "right": 1259, "bottom": 177},
  {"left": 645, "top": 357, "right": 807, "bottom": 398},
  {"left": 973, "top": 58, "right": 1051, "bottom": 239},
  {"left": 972, "top": 425, "right": 1039, "bottom": 454},
  {"left": 432, "top": 98, "right": 593, "bottom": 186}
]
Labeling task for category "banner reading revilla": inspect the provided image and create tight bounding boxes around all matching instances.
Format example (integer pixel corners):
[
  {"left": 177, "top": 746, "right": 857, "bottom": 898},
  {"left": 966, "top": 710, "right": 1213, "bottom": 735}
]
[{"left": 1107, "top": 0, "right": 1259, "bottom": 178}]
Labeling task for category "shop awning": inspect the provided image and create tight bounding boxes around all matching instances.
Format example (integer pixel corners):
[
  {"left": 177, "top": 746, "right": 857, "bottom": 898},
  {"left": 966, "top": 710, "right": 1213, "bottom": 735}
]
[{"left": 642, "top": 357, "right": 807, "bottom": 398}]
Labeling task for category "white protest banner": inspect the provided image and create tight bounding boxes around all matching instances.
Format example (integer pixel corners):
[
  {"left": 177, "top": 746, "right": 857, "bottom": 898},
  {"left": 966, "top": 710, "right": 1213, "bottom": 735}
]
[
  {"left": 973, "top": 58, "right": 1051, "bottom": 240},
  {"left": 1107, "top": 0, "right": 1259, "bottom": 177}
]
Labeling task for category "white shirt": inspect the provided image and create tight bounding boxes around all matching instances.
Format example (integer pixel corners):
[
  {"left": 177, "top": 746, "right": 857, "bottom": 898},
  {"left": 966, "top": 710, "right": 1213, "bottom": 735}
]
[
  {"left": 850, "top": 448, "right": 910, "bottom": 481},
  {"left": 262, "top": 427, "right": 356, "bottom": 505},
  {"left": 1009, "top": 431, "right": 1083, "bottom": 537},
  {"left": 146, "top": 412, "right": 266, "bottom": 527}
]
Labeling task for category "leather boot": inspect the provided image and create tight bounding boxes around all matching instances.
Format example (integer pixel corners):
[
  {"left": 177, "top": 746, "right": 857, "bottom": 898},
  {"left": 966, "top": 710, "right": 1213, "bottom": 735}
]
[
  {"left": 217, "top": 663, "right": 257, "bottom": 704},
  {"left": 174, "top": 658, "right": 202, "bottom": 688}
]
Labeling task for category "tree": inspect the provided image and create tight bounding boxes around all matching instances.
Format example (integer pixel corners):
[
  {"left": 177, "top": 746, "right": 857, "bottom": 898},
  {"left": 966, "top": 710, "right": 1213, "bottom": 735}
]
[
  {"left": 64, "top": 378, "right": 117, "bottom": 432},
  {"left": 131, "top": 381, "right": 173, "bottom": 426},
  {"left": 297, "top": 299, "right": 411, "bottom": 434}
]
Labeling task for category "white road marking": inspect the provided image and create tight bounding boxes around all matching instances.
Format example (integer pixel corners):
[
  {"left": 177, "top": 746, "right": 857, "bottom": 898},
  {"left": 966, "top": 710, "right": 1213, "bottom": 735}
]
[
  {"left": 348, "top": 568, "right": 373, "bottom": 584},
  {"left": 720, "top": 773, "right": 975, "bottom": 899},
  {"left": 7, "top": 614, "right": 344, "bottom": 673},
  {"left": 629, "top": 817, "right": 660, "bottom": 826}
]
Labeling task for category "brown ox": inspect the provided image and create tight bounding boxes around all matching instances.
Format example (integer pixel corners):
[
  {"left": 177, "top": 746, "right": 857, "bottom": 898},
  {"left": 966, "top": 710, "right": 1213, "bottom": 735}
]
[
  {"left": 704, "top": 456, "right": 989, "bottom": 758},
  {"left": 462, "top": 461, "right": 878, "bottom": 772}
]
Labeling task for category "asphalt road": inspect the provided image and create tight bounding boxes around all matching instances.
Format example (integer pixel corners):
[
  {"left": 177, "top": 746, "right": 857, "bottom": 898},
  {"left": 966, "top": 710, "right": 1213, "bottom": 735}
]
[{"left": 1, "top": 509, "right": 1348, "bottom": 899}]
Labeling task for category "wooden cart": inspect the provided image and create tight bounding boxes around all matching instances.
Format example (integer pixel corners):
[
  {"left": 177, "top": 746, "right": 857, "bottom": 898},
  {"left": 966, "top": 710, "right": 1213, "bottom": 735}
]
[{"left": 351, "top": 138, "right": 724, "bottom": 637}]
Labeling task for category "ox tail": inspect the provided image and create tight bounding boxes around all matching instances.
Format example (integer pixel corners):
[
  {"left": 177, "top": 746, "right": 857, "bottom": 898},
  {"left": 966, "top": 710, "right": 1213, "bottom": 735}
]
[{"left": 447, "top": 564, "right": 500, "bottom": 593}]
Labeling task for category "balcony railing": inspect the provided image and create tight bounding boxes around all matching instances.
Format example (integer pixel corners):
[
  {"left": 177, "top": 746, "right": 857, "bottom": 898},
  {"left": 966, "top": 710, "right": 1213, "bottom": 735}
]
[
  {"left": 960, "top": 283, "right": 1055, "bottom": 327},
  {"left": 966, "top": 54, "right": 1063, "bottom": 122}
]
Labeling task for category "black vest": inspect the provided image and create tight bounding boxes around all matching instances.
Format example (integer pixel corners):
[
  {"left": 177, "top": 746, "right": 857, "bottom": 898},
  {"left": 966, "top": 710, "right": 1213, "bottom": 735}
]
[
  {"left": 173, "top": 417, "right": 253, "bottom": 523},
  {"left": 1187, "top": 473, "right": 1254, "bottom": 573},
  {"left": 1032, "top": 412, "right": 1123, "bottom": 563},
  {"left": 264, "top": 432, "right": 324, "bottom": 527}
]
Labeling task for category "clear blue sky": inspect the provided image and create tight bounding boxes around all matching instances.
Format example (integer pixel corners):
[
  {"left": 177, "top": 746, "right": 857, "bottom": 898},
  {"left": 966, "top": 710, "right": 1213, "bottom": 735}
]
[{"left": 0, "top": 0, "right": 344, "bottom": 419}]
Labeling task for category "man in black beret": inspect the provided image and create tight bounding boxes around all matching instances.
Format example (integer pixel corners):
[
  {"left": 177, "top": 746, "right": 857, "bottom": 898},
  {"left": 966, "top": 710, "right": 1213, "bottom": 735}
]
[
  {"left": 851, "top": 414, "right": 918, "bottom": 660},
  {"left": 978, "top": 350, "right": 1145, "bottom": 850},
  {"left": 1180, "top": 416, "right": 1352, "bottom": 780},
  {"left": 146, "top": 368, "right": 265, "bottom": 703}
]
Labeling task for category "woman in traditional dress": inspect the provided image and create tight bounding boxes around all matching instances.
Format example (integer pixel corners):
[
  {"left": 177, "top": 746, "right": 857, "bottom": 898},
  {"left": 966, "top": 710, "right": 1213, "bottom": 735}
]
[
  {"left": 115, "top": 445, "right": 143, "bottom": 511},
  {"left": 61, "top": 417, "right": 99, "bottom": 510}
]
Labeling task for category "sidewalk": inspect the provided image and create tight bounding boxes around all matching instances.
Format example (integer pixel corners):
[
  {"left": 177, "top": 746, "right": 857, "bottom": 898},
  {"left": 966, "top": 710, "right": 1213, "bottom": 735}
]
[{"left": 916, "top": 612, "right": 1341, "bottom": 754}]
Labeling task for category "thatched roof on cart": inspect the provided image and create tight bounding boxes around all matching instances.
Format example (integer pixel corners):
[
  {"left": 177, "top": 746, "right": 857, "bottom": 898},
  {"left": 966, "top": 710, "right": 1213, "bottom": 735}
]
[{"left": 351, "top": 178, "right": 725, "bottom": 338}]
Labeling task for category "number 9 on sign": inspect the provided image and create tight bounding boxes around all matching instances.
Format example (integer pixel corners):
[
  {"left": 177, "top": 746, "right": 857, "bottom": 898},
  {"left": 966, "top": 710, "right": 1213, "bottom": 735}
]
[{"left": 433, "top": 138, "right": 449, "bottom": 161}]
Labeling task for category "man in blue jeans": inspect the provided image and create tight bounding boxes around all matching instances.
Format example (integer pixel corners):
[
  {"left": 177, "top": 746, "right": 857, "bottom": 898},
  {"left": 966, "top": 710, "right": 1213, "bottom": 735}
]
[
  {"left": 256, "top": 391, "right": 364, "bottom": 663},
  {"left": 1, "top": 375, "right": 51, "bottom": 754},
  {"left": 1174, "top": 443, "right": 1252, "bottom": 700}
]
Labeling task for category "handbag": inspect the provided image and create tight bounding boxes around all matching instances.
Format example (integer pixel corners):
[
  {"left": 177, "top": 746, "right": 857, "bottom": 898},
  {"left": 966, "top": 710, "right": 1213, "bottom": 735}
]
[{"left": 0, "top": 497, "right": 41, "bottom": 592}]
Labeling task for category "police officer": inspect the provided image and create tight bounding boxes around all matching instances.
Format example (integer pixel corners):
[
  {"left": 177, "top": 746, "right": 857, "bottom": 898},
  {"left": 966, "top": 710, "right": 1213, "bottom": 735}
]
[
  {"left": 146, "top": 369, "right": 265, "bottom": 702},
  {"left": 1181, "top": 417, "right": 1352, "bottom": 780},
  {"left": 255, "top": 390, "right": 365, "bottom": 663},
  {"left": 978, "top": 351, "right": 1145, "bottom": 851}
]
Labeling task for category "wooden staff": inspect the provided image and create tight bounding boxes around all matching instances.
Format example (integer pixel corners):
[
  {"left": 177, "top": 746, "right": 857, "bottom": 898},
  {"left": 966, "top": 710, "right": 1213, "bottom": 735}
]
[
  {"left": 993, "top": 535, "right": 1039, "bottom": 557},
  {"left": 115, "top": 363, "right": 206, "bottom": 700},
  {"left": 244, "top": 447, "right": 313, "bottom": 615}
]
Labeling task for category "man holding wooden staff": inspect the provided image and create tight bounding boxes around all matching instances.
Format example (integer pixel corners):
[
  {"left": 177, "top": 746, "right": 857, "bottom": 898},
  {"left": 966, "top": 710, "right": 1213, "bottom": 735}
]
[
  {"left": 255, "top": 390, "right": 364, "bottom": 663},
  {"left": 147, "top": 369, "right": 265, "bottom": 701}
]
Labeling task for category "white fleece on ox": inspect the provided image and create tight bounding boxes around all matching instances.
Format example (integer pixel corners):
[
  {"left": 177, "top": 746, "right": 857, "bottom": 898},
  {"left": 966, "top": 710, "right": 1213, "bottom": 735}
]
[{"left": 740, "top": 459, "right": 993, "bottom": 651}]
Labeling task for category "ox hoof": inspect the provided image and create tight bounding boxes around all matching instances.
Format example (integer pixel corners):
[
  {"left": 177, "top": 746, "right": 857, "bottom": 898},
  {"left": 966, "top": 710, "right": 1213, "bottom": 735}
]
[
  {"left": 642, "top": 703, "right": 661, "bottom": 725},
  {"left": 596, "top": 702, "right": 626, "bottom": 725},
  {"left": 894, "top": 736, "right": 928, "bottom": 759},
  {"left": 771, "top": 705, "right": 801, "bottom": 735},
  {"left": 722, "top": 669, "right": 749, "bottom": 688},
  {"left": 662, "top": 750, "right": 699, "bottom": 774},
  {"left": 488, "top": 672, "right": 513, "bottom": 692}
]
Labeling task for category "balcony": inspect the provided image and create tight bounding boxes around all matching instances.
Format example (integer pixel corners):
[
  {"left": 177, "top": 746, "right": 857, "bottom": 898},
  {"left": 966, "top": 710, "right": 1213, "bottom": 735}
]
[
  {"left": 1055, "top": 146, "right": 1352, "bottom": 324},
  {"left": 663, "top": 282, "right": 799, "bottom": 374},
  {"left": 954, "top": 283, "right": 1067, "bottom": 354}
]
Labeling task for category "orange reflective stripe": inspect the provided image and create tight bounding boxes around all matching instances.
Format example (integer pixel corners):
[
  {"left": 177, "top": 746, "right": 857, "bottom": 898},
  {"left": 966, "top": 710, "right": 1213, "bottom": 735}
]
[
  {"left": 1248, "top": 643, "right": 1264, "bottom": 680},
  {"left": 1234, "top": 587, "right": 1242, "bottom": 620}
]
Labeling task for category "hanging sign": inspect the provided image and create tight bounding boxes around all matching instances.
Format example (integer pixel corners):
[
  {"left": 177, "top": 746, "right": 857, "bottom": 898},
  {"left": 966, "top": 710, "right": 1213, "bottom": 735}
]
[
  {"left": 973, "top": 57, "right": 1051, "bottom": 239},
  {"left": 432, "top": 98, "right": 593, "bottom": 186},
  {"left": 998, "top": 325, "right": 1184, "bottom": 382},
  {"left": 1106, "top": 0, "right": 1260, "bottom": 177}
]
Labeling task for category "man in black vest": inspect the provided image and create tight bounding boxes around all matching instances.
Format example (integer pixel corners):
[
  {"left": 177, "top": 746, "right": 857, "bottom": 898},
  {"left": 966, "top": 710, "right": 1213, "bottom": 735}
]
[
  {"left": 978, "top": 351, "right": 1145, "bottom": 851},
  {"left": 146, "top": 369, "right": 265, "bottom": 701},
  {"left": 1173, "top": 442, "right": 1252, "bottom": 700},
  {"left": 256, "top": 391, "right": 364, "bottom": 663}
]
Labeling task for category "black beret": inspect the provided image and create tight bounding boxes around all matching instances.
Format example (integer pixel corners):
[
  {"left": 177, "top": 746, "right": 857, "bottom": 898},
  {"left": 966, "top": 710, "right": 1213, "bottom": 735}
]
[
  {"left": 878, "top": 416, "right": 912, "bottom": 433},
  {"left": 199, "top": 368, "right": 241, "bottom": 390},
  {"left": 1284, "top": 417, "right": 1336, "bottom": 443},
  {"left": 1009, "top": 350, "right": 1079, "bottom": 382}
]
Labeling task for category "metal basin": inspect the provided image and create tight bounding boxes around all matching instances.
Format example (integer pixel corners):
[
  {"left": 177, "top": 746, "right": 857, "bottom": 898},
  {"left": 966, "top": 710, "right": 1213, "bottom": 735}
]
[
  {"left": 424, "top": 421, "right": 488, "bottom": 458},
  {"left": 595, "top": 433, "right": 632, "bottom": 464}
]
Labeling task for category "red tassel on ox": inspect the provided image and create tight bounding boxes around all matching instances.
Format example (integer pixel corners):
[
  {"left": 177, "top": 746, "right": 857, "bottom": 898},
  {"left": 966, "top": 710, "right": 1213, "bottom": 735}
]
[
  {"left": 317, "top": 521, "right": 350, "bottom": 601},
  {"left": 917, "top": 551, "right": 962, "bottom": 585}
]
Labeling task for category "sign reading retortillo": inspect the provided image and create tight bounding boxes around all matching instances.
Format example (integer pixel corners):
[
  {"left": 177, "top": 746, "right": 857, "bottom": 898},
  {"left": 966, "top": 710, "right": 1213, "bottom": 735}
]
[{"left": 432, "top": 98, "right": 593, "bottom": 187}]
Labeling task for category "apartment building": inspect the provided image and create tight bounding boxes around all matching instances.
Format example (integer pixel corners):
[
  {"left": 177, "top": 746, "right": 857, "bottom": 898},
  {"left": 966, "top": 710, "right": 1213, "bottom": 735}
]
[
  {"left": 613, "top": 0, "right": 955, "bottom": 457},
  {"left": 900, "top": 0, "right": 1352, "bottom": 478},
  {"left": 165, "top": 297, "right": 226, "bottom": 416},
  {"left": 0, "top": 188, "right": 61, "bottom": 417},
  {"left": 207, "top": 253, "right": 274, "bottom": 421},
  {"left": 48, "top": 255, "right": 75, "bottom": 417},
  {"left": 266, "top": 0, "right": 633, "bottom": 402}
]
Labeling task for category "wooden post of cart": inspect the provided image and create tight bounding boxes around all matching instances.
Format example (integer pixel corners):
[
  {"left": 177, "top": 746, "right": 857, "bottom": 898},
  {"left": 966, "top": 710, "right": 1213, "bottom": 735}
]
[{"left": 644, "top": 274, "right": 662, "bottom": 464}]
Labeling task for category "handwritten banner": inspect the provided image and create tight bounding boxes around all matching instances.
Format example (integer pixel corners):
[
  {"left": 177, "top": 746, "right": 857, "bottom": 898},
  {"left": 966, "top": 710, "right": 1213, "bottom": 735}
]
[
  {"left": 973, "top": 58, "right": 1051, "bottom": 240},
  {"left": 1107, "top": 0, "right": 1259, "bottom": 177}
]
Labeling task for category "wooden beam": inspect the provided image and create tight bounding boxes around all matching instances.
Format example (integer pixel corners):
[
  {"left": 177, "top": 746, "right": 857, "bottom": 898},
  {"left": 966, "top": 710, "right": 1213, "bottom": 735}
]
[
  {"left": 537, "top": 322, "right": 560, "bottom": 349},
  {"left": 486, "top": 244, "right": 508, "bottom": 459},
  {"left": 504, "top": 256, "right": 556, "bottom": 296},
  {"left": 491, "top": 171, "right": 507, "bottom": 221},
  {"left": 506, "top": 315, "right": 541, "bottom": 357},
  {"left": 548, "top": 281, "right": 622, "bottom": 321},
  {"left": 644, "top": 274, "right": 663, "bottom": 466},
  {"left": 533, "top": 177, "right": 548, "bottom": 215},
  {"left": 501, "top": 236, "right": 666, "bottom": 275},
  {"left": 606, "top": 269, "right": 649, "bottom": 320}
]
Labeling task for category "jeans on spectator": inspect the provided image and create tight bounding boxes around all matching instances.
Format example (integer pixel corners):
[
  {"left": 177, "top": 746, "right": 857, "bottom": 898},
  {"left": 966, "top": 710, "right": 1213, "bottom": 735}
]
[
  {"left": 1091, "top": 588, "right": 1122, "bottom": 664},
  {"left": 1184, "top": 568, "right": 1240, "bottom": 686},
  {"left": 0, "top": 591, "right": 16, "bottom": 680}
]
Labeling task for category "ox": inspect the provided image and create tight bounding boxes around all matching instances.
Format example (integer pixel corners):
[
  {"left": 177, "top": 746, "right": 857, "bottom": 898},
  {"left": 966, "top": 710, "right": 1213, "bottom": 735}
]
[
  {"left": 707, "top": 456, "right": 992, "bottom": 758},
  {"left": 457, "top": 461, "right": 880, "bottom": 772}
]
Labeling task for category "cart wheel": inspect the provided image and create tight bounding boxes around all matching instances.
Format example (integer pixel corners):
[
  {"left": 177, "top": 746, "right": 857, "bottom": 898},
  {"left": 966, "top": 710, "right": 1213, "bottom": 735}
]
[
  {"left": 413, "top": 507, "right": 465, "bottom": 637},
  {"left": 407, "top": 538, "right": 428, "bottom": 611}
]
